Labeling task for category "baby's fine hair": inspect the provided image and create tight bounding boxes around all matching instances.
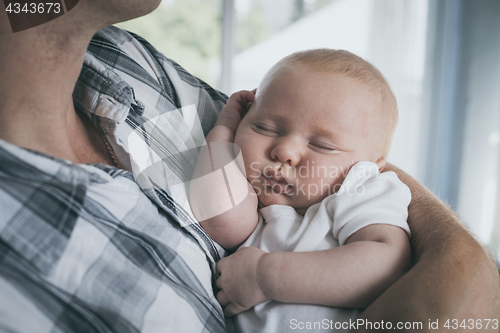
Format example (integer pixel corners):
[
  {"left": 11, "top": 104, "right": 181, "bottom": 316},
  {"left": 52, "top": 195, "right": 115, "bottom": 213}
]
[{"left": 268, "top": 49, "right": 398, "bottom": 158}]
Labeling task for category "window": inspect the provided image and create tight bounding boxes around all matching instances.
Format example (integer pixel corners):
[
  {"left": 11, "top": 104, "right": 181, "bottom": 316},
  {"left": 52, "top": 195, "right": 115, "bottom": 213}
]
[
  {"left": 116, "top": 0, "right": 500, "bottom": 259},
  {"left": 116, "top": 0, "right": 222, "bottom": 87}
]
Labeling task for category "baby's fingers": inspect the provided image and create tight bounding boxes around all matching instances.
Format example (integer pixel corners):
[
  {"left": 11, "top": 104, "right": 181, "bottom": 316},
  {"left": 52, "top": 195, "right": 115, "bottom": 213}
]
[
  {"left": 215, "top": 274, "right": 224, "bottom": 290},
  {"left": 216, "top": 290, "right": 230, "bottom": 307},
  {"left": 216, "top": 257, "right": 227, "bottom": 275},
  {"left": 232, "top": 89, "right": 255, "bottom": 103},
  {"left": 226, "top": 90, "right": 254, "bottom": 115},
  {"left": 223, "top": 303, "right": 246, "bottom": 317}
]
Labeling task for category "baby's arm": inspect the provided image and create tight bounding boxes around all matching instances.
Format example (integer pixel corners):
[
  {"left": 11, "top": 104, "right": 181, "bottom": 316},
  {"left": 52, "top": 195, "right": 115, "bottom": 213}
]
[
  {"left": 189, "top": 90, "right": 259, "bottom": 250},
  {"left": 259, "top": 223, "right": 410, "bottom": 307},
  {"left": 216, "top": 224, "right": 410, "bottom": 315}
]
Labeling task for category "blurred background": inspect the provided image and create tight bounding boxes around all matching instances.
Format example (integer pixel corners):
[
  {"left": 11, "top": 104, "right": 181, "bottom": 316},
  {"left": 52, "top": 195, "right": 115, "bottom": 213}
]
[{"left": 117, "top": 0, "right": 500, "bottom": 260}]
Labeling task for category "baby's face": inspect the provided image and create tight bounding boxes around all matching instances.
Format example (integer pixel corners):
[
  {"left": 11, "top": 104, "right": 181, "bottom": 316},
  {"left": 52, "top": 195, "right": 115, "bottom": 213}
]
[{"left": 234, "top": 65, "right": 384, "bottom": 214}]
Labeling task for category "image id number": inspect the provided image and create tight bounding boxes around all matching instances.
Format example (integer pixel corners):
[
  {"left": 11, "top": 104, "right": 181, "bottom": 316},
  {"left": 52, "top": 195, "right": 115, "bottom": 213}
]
[
  {"left": 5, "top": 3, "right": 61, "bottom": 14},
  {"left": 444, "top": 319, "right": 499, "bottom": 330}
]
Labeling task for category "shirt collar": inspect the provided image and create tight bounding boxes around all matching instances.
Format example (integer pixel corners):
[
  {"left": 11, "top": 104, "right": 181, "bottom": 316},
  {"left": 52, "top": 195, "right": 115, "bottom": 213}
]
[{"left": 73, "top": 52, "right": 137, "bottom": 123}]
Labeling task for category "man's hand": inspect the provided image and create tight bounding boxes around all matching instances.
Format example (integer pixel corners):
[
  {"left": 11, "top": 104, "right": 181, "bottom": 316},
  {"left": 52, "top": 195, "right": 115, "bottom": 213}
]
[{"left": 215, "top": 246, "right": 271, "bottom": 316}]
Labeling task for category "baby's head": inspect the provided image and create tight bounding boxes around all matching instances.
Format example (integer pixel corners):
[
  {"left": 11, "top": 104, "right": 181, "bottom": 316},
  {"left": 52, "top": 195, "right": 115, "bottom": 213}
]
[{"left": 234, "top": 49, "right": 398, "bottom": 214}]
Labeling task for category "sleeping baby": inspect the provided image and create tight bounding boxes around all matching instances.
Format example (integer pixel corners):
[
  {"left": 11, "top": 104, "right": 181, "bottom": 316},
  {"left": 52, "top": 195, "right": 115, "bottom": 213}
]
[{"left": 189, "top": 49, "right": 411, "bottom": 333}]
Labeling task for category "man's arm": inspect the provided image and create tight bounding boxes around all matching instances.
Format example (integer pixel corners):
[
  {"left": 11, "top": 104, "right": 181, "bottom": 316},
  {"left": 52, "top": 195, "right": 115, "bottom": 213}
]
[
  {"left": 189, "top": 90, "right": 259, "bottom": 250},
  {"left": 351, "top": 163, "right": 500, "bottom": 331}
]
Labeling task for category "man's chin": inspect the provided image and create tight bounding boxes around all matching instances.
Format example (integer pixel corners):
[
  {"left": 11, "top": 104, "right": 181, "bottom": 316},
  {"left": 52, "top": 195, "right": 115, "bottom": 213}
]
[{"left": 100, "top": 0, "right": 162, "bottom": 25}]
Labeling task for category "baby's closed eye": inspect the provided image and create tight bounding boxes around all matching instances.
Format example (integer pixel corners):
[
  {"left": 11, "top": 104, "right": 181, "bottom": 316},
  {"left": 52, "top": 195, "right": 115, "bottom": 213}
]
[
  {"left": 308, "top": 142, "right": 341, "bottom": 154},
  {"left": 252, "top": 123, "right": 280, "bottom": 136}
]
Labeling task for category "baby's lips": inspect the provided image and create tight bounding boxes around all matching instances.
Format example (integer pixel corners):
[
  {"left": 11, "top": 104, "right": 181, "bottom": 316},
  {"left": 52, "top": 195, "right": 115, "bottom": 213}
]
[
  {"left": 264, "top": 177, "right": 292, "bottom": 194},
  {"left": 264, "top": 168, "right": 287, "bottom": 183}
]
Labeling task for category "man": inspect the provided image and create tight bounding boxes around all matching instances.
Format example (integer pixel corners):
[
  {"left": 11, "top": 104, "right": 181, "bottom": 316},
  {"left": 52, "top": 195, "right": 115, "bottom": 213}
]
[{"left": 0, "top": 1, "right": 498, "bottom": 332}]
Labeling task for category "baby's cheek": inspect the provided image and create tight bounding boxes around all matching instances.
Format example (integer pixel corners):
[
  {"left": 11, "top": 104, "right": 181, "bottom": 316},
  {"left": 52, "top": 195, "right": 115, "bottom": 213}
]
[{"left": 306, "top": 177, "right": 342, "bottom": 201}]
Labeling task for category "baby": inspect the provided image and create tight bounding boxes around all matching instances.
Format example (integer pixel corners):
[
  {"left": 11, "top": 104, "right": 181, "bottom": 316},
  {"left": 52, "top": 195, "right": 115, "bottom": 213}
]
[{"left": 189, "top": 49, "right": 411, "bottom": 332}]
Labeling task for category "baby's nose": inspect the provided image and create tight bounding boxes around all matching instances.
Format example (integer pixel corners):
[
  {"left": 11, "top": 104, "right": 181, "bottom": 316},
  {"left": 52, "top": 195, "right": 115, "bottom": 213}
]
[{"left": 270, "top": 137, "right": 304, "bottom": 166}]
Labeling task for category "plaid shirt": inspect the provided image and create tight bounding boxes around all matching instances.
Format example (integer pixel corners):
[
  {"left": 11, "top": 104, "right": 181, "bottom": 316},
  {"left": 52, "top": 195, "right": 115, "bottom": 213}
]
[{"left": 0, "top": 26, "right": 238, "bottom": 333}]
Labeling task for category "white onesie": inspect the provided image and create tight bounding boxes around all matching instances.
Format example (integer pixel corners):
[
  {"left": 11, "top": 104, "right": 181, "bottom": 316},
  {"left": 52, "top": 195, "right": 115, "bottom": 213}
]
[{"left": 236, "top": 161, "right": 412, "bottom": 333}]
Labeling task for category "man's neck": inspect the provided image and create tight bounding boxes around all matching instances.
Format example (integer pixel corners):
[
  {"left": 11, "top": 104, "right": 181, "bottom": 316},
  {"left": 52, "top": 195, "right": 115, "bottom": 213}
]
[{"left": 0, "top": 17, "right": 114, "bottom": 165}]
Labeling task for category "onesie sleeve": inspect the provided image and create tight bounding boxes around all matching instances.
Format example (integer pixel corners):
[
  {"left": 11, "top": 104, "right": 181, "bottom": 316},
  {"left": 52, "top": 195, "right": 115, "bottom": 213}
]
[{"left": 330, "top": 161, "right": 411, "bottom": 246}]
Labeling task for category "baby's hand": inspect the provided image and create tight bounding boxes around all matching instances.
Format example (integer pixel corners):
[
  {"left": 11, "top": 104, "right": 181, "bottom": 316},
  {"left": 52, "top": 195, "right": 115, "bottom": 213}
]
[
  {"left": 215, "top": 90, "right": 255, "bottom": 136},
  {"left": 215, "top": 246, "right": 270, "bottom": 316}
]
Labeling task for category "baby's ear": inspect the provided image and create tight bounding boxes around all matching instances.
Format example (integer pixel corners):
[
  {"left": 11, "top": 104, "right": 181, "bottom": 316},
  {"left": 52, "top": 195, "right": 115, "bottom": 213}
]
[{"left": 375, "top": 158, "right": 386, "bottom": 173}]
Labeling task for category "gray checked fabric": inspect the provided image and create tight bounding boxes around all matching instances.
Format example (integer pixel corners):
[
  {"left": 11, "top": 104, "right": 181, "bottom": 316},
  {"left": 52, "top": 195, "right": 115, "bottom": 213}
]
[{"left": 0, "top": 26, "right": 240, "bottom": 333}]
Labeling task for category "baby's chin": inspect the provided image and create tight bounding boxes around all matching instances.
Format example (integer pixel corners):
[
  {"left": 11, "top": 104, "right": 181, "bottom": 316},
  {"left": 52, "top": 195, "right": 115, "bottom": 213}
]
[
  {"left": 258, "top": 189, "right": 337, "bottom": 215},
  {"left": 257, "top": 193, "right": 290, "bottom": 208},
  {"left": 257, "top": 194, "right": 309, "bottom": 215}
]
